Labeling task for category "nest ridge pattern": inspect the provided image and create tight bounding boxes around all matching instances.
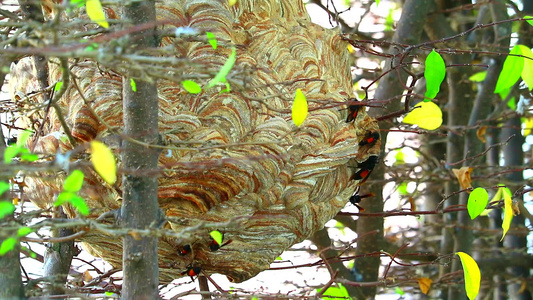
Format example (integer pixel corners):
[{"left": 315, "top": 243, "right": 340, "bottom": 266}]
[{"left": 10, "top": 0, "right": 379, "bottom": 282}]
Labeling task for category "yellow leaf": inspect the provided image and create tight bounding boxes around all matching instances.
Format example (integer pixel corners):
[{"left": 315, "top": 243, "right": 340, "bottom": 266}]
[
  {"left": 12, "top": 198, "right": 19, "bottom": 205},
  {"left": 501, "top": 189, "right": 513, "bottom": 241},
  {"left": 210, "top": 230, "right": 223, "bottom": 246},
  {"left": 86, "top": 0, "right": 109, "bottom": 28},
  {"left": 228, "top": 0, "right": 237, "bottom": 6},
  {"left": 523, "top": 117, "right": 533, "bottom": 136},
  {"left": 90, "top": 141, "right": 116, "bottom": 184},
  {"left": 403, "top": 101, "right": 442, "bottom": 130},
  {"left": 456, "top": 252, "right": 481, "bottom": 300},
  {"left": 452, "top": 167, "right": 473, "bottom": 190},
  {"left": 292, "top": 89, "right": 308, "bottom": 127},
  {"left": 417, "top": 277, "right": 433, "bottom": 295}
]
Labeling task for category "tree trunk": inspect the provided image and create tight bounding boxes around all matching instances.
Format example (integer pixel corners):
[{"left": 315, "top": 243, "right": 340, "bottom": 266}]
[
  {"left": 43, "top": 208, "right": 76, "bottom": 297},
  {"left": 359, "top": 0, "right": 434, "bottom": 298},
  {"left": 501, "top": 118, "right": 531, "bottom": 300},
  {"left": 119, "top": 1, "right": 161, "bottom": 299}
]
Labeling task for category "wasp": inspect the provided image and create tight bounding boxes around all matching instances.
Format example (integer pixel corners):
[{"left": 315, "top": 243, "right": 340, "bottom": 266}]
[
  {"left": 352, "top": 155, "right": 379, "bottom": 184},
  {"left": 181, "top": 265, "right": 202, "bottom": 281},
  {"left": 349, "top": 186, "right": 375, "bottom": 211},
  {"left": 346, "top": 104, "right": 362, "bottom": 123},
  {"left": 208, "top": 232, "right": 232, "bottom": 252},
  {"left": 359, "top": 131, "right": 380, "bottom": 147},
  {"left": 177, "top": 244, "right": 191, "bottom": 256}
]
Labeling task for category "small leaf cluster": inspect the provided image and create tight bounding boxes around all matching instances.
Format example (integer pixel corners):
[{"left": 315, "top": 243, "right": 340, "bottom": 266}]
[
  {"left": 4, "top": 130, "right": 38, "bottom": 164},
  {"left": 54, "top": 170, "right": 90, "bottom": 216},
  {"left": 403, "top": 49, "right": 444, "bottom": 130}
]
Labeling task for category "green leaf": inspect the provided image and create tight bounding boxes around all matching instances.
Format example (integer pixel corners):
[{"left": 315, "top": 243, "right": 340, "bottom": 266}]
[
  {"left": 467, "top": 187, "right": 488, "bottom": 220},
  {"left": 395, "top": 286, "right": 405, "bottom": 295},
  {"left": 518, "top": 45, "right": 533, "bottom": 90},
  {"left": 220, "top": 82, "right": 231, "bottom": 93},
  {"left": 54, "top": 81, "right": 63, "bottom": 92},
  {"left": 69, "top": 194, "right": 90, "bottom": 216},
  {"left": 210, "top": 230, "right": 223, "bottom": 246},
  {"left": 85, "top": 42, "right": 98, "bottom": 52},
  {"left": 494, "top": 45, "right": 524, "bottom": 94},
  {"left": 0, "top": 237, "right": 17, "bottom": 255},
  {"left": 17, "top": 130, "right": 33, "bottom": 147},
  {"left": 507, "top": 97, "right": 516, "bottom": 110},
  {"left": 469, "top": 71, "right": 487, "bottom": 82},
  {"left": 17, "top": 227, "right": 32, "bottom": 237},
  {"left": 63, "top": 170, "right": 84, "bottom": 193},
  {"left": 0, "top": 202, "right": 15, "bottom": 219},
  {"left": 394, "top": 150, "right": 405, "bottom": 163},
  {"left": 182, "top": 80, "right": 202, "bottom": 94},
  {"left": 275, "top": 256, "right": 283, "bottom": 260},
  {"left": 4, "top": 147, "right": 19, "bottom": 164},
  {"left": 398, "top": 182, "right": 408, "bottom": 195},
  {"left": 318, "top": 283, "right": 350, "bottom": 299},
  {"left": 0, "top": 182, "right": 9, "bottom": 196},
  {"left": 130, "top": 78, "right": 137, "bottom": 92},
  {"left": 71, "top": 0, "right": 86, "bottom": 8},
  {"left": 292, "top": 89, "right": 308, "bottom": 127},
  {"left": 384, "top": 9, "right": 394, "bottom": 31},
  {"left": 90, "top": 141, "right": 116, "bottom": 185},
  {"left": 375, "top": 0, "right": 380, "bottom": 6},
  {"left": 206, "top": 32, "right": 217, "bottom": 49},
  {"left": 55, "top": 192, "right": 90, "bottom": 216},
  {"left": 526, "top": 15, "right": 533, "bottom": 27},
  {"left": 424, "top": 49, "right": 446, "bottom": 100},
  {"left": 206, "top": 47, "right": 236, "bottom": 89},
  {"left": 456, "top": 252, "right": 481, "bottom": 300},
  {"left": 20, "top": 152, "right": 39, "bottom": 162}
]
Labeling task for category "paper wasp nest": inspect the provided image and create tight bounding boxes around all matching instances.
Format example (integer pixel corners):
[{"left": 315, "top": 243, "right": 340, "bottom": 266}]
[{"left": 10, "top": 0, "right": 379, "bottom": 282}]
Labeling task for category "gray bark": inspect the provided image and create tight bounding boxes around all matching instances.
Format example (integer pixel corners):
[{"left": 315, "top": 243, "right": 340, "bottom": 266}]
[{"left": 119, "top": 1, "right": 161, "bottom": 299}]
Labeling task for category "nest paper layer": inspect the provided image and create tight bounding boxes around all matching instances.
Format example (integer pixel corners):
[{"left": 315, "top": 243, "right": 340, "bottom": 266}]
[{"left": 10, "top": 0, "right": 379, "bottom": 282}]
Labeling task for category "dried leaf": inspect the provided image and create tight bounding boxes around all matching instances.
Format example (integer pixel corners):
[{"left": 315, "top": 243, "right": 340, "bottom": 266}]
[
  {"left": 417, "top": 277, "right": 433, "bottom": 295},
  {"left": 129, "top": 230, "right": 142, "bottom": 240},
  {"left": 408, "top": 197, "right": 416, "bottom": 211},
  {"left": 476, "top": 126, "right": 487, "bottom": 143},
  {"left": 518, "top": 279, "right": 527, "bottom": 294},
  {"left": 512, "top": 202, "right": 520, "bottom": 216},
  {"left": 452, "top": 167, "right": 473, "bottom": 190},
  {"left": 83, "top": 270, "right": 93, "bottom": 282}
]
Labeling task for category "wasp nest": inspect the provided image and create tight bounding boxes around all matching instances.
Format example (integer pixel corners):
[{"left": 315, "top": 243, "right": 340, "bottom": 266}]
[{"left": 10, "top": 0, "right": 379, "bottom": 283}]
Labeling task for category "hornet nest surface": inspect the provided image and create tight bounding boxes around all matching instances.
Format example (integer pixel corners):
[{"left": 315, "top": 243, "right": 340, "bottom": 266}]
[{"left": 9, "top": 0, "right": 380, "bottom": 283}]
